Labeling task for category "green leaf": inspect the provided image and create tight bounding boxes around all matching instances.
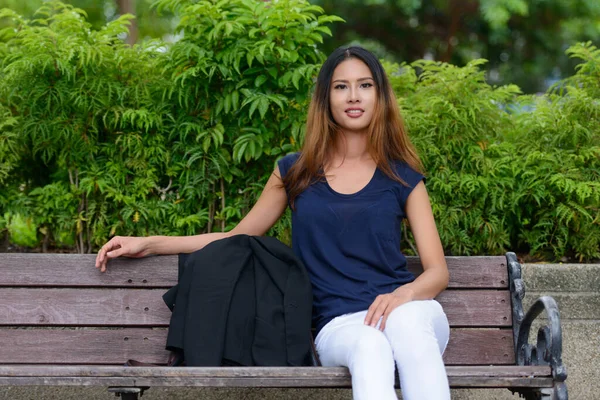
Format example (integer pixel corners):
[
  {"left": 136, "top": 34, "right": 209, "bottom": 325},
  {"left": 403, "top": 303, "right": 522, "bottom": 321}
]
[
  {"left": 249, "top": 99, "right": 259, "bottom": 118},
  {"left": 254, "top": 75, "right": 268, "bottom": 87},
  {"left": 231, "top": 90, "right": 240, "bottom": 111},
  {"left": 267, "top": 67, "right": 278, "bottom": 79},
  {"left": 224, "top": 93, "right": 231, "bottom": 114},
  {"left": 258, "top": 97, "right": 269, "bottom": 119},
  {"left": 292, "top": 69, "right": 302, "bottom": 89}
]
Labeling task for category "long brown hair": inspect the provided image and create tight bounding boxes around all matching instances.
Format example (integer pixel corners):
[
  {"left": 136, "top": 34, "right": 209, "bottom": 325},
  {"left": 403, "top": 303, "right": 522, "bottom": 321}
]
[{"left": 283, "top": 46, "right": 423, "bottom": 209}]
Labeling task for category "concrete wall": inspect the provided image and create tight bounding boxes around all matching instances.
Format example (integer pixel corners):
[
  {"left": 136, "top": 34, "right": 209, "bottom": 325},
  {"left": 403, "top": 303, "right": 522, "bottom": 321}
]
[{"left": 1, "top": 263, "right": 598, "bottom": 400}]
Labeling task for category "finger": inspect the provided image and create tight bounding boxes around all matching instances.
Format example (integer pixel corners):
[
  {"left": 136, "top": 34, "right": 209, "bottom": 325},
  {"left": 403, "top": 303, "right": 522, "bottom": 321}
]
[
  {"left": 370, "top": 300, "right": 389, "bottom": 328},
  {"left": 364, "top": 296, "right": 382, "bottom": 326},
  {"left": 107, "top": 247, "right": 126, "bottom": 259},
  {"left": 100, "top": 248, "right": 116, "bottom": 272},
  {"left": 96, "top": 244, "right": 110, "bottom": 268},
  {"left": 380, "top": 306, "right": 393, "bottom": 331},
  {"left": 100, "top": 237, "right": 122, "bottom": 262}
]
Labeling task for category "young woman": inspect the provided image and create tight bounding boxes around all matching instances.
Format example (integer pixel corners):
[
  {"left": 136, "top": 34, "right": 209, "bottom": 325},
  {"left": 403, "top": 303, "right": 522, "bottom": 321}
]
[{"left": 95, "top": 46, "right": 451, "bottom": 400}]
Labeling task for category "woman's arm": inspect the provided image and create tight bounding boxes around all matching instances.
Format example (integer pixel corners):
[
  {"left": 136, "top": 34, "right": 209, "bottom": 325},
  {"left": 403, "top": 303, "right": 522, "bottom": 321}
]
[
  {"left": 399, "top": 180, "right": 449, "bottom": 298},
  {"left": 95, "top": 166, "right": 288, "bottom": 272},
  {"left": 364, "top": 181, "right": 449, "bottom": 329}
]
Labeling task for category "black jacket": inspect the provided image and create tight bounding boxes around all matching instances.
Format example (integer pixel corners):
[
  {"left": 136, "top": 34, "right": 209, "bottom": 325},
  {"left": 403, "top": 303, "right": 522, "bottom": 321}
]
[{"left": 163, "top": 234, "right": 313, "bottom": 367}]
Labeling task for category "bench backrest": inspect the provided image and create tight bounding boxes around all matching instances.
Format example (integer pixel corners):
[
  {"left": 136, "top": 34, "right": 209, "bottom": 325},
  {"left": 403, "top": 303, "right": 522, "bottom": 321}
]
[{"left": 0, "top": 254, "right": 514, "bottom": 366}]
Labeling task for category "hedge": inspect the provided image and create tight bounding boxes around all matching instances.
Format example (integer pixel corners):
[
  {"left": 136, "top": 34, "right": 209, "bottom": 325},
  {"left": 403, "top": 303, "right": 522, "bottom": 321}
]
[{"left": 0, "top": 1, "right": 598, "bottom": 261}]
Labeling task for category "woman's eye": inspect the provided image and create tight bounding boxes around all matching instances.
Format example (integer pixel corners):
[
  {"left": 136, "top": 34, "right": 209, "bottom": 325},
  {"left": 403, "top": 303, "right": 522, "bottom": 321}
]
[
  {"left": 334, "top": 84, "right": 347, "bottom": 89},
  {"left": 361, "top": 82, "right": 373, "bottom": 88}
]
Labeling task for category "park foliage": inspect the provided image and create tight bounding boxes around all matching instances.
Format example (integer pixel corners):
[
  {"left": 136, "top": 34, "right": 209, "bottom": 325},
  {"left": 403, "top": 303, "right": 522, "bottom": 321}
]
[{"left": 0, "top": 0, "right": 598, "bottom": 261}]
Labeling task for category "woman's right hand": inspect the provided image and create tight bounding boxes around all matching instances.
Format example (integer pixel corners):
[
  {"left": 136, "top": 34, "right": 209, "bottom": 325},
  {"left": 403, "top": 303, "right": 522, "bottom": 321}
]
[{"left": 95, "top": 236, "right": 150, "bottom": 272}]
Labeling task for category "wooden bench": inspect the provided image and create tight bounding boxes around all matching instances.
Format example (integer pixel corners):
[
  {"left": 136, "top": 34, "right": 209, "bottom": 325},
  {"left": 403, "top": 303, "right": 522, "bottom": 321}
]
[{"left": 0, "top": 252, "right": 567, "bottom": 399}]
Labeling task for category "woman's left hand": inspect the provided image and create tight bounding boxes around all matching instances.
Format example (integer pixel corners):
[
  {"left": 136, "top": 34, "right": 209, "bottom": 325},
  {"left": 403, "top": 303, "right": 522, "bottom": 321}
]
[{"left": 364, "top": 286, "right": 416, "bottom": 331}]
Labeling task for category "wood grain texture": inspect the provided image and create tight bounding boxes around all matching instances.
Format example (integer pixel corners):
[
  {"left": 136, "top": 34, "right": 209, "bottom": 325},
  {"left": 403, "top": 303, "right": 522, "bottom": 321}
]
[
  {"left": 436, "top": 290, "right": 512, "bottom": 326},
  {"left": 0, "top": 254, "right": 178, "bottom": 288},
  {"left": 0, "top": 365, "right": 552, "bottom": 388},
  {"left": 0, "top": 288, "right": 172, "bottom": 326},
  {"left": 0, "top": 365, "right": 551, "bottom": 377},
  {"left": 0, "top": 376, "right": 554, "bottom": 388},
  {"left": 0, "top": 254, "right": 507, "bottom": 288},
  {"left": 446, "top": 329, "right": 515, "bottom": 364},
  {"left": 408, "top": 256, "right": 508, "bottom": 289},
  {"left": 0, "top": 289, "right": 511, "bottom": 327},
  {"left": 0, "top": 328, "right": 515, "bottom": 365}
]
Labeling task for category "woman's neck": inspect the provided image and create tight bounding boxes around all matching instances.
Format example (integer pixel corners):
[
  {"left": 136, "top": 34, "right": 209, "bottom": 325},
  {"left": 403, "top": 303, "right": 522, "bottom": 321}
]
[{"left": 331, "top": 131, "right": 370, "bottom": 163}]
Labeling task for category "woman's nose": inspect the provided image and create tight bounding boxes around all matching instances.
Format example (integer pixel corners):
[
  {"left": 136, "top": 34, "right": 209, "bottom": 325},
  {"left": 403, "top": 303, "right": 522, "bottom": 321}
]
[{"left": 347, "top": 87, "right": 360, "bottom": 102}]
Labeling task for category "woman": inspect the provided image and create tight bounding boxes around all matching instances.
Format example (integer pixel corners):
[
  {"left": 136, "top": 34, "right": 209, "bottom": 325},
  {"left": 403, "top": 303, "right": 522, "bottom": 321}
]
[{"left": 96, "top": 46, "right": 450, "bottom": 400}]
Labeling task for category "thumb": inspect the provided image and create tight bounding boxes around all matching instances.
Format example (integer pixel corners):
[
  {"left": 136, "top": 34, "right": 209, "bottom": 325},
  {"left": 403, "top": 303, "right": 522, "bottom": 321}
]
[{"left": 107, "top": 248, "right": 126, "bottom": 258}]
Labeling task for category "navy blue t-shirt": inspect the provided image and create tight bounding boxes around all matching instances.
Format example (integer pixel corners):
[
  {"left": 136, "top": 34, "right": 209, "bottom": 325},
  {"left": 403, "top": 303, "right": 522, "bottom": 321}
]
[{"left": 277, "top": 152, "right": 425, "bottom": 333}]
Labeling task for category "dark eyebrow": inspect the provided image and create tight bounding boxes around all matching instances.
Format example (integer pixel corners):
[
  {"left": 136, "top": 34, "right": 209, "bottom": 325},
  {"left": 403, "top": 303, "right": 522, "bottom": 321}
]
[{"left": 332, "top": 77, "right": 374, "bottom": 83}]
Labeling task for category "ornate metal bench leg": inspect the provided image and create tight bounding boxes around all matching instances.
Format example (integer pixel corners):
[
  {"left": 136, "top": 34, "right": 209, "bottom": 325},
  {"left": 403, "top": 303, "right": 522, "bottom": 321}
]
[
  {"left": 108, "top": 387, "right": 148, "bottom": 399},
  {"left": 539, "top": 385, "right": 567, "bottom": 400},
  {"left": 551, "top": 382, "right": 568, "bottom": 400}
]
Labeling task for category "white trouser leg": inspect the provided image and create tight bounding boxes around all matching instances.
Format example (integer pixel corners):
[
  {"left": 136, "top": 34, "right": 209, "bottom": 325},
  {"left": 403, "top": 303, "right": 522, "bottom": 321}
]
[
  {"left": 315, "top": 300, "right": 450, "bottom": 400},
  {"left": 315, "top": 312, "right": 398, "bottom": 400},
  {"left": 384, "top": 300, "right": 450, "bottom": 400}
]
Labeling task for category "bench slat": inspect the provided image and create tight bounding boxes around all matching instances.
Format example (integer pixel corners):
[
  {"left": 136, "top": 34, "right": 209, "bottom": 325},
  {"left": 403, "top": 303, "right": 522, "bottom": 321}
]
[
  {"left": 0, "top": 254, "right": 507, "bottom": 289},
  {"left": 409, "top": 257, "right": 507, "bottom": 289},
  {"left": 0, "top": 288, "right": 172, "bottom": 326},
  {"left": 0, "top": 365, "right": 552, "bottom": 377},
  {"left": 0, "top": 289, "right": 512, "bottom": 327},
  {"left": 0, "top": 366, "right": 553, "bottom": 388},
  {"left": 0, "top": 376, "right": 554, "bottom": 388},
  {"left": 0, "top": 328, "right": 515, "bottom": 365}
]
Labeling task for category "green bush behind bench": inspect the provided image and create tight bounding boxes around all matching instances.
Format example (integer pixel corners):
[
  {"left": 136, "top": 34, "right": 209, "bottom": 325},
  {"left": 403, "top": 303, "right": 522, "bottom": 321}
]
[{"left": 0, "top": 0, "right": 598, "bottom": 261}]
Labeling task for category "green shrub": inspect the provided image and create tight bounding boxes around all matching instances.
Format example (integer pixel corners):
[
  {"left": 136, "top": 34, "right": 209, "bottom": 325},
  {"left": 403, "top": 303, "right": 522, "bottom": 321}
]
[
  {"left": 386, "top": 59, "right": 521, "bottom": 256},
  {"left": 0, "top": 1, "right": 597, "bottom": 261},
  {"left": 7, "top": 213, "right": 38, "bottom": 247},
  {"left": 385, "top": 44, "right": 599, "bottom": 261},
  {"left": 509, "top": 42, "right": 600, "bottom": 261},
  {"left": 0, "top": 0, "right": 341, "bottom": 252}
]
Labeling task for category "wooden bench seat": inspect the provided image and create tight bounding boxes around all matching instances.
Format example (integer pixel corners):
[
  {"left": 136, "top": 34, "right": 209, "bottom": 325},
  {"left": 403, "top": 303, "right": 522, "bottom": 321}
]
[{"left": 0, "top": 252, "right": 567, "bottom": 399}]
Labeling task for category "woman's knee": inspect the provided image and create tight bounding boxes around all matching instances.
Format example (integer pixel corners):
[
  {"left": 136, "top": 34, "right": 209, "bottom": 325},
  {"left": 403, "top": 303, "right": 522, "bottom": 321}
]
[
  {"left": 347, "top": 329, "right": 396, "bottom": 383},
  {"left": 351, "top": 328, "right": 394, "bottom": 361},
  {"left": 384, "top": 300, "right": 449, "bottom": 353}
]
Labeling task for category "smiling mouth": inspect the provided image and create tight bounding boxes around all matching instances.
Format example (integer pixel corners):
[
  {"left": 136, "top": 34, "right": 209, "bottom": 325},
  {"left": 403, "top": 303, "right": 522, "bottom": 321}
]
[{"left": 345, "top": 109, "right": 364, "bottom": 117}]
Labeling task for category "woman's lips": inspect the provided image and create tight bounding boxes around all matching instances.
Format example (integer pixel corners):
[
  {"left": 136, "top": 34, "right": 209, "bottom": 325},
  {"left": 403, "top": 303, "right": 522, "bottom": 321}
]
[{"left": 345, "top": 109, "right": 364, "bottom": 118}]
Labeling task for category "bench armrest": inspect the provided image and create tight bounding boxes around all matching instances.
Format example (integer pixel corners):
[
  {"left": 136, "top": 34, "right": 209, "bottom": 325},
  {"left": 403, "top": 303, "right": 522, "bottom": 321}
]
[
  {"left": 506, "top": 252, "right": 567, "bottom": 385},
  {"left": 517, "top": 296, "right": 567, "bottom": 382}
]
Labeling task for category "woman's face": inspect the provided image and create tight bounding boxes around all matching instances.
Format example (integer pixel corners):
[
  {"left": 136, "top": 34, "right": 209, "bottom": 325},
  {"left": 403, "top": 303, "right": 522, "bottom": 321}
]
[{"left": 329, "top": 58, "right": 376, "bottom": 135}]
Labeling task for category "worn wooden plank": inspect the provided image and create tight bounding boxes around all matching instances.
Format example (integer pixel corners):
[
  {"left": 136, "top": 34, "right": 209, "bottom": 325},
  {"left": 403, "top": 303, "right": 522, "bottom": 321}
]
[
  {"left": 408, "top": 256, "right": 507, "bottom": 289},
  {"left": 0, "top": 376, "right": 554, "bottom": 388},
  {"left": 0, "top": 366, "right": 551, "bottom": 388},
  {"left": 0, "top": 289, "right": 172, "bottom": 326},
  {"left": 448, "top": 377, "right": 553, "bottom": 388},
  {"left": 0, "top": 365, "right": 552, "bottom": 388},
  {"left": 0, "top": 328, "right": 515, "bottom": 365},
  {"left": 0, "top": 365, "right": 552, "bottom": 378},
  {"left": 0, "top": 254, "right": 178, "bottom": 288},
  {"left": 436, "top": 291, "right": 511, "bottom": 326},
  {"left": 445, "top": 329, "right": 515, "bottom": 364},
  {"left": 0, "top": 289, "right": 511, "bottom": 327},
  {"left": 0, "top": 254, "right": 507, "bottom": 289},
  {"left": 447, "top": 365, "right": 551, "bottom": 377},
  {"left": 0, "top": 328, "right": 171, "bottom": 365}
]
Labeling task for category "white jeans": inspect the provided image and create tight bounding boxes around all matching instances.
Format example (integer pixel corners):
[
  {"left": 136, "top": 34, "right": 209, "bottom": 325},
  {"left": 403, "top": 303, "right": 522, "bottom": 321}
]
[{"left": 315, "top": 300, "right": 450, "bottom": 400}]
